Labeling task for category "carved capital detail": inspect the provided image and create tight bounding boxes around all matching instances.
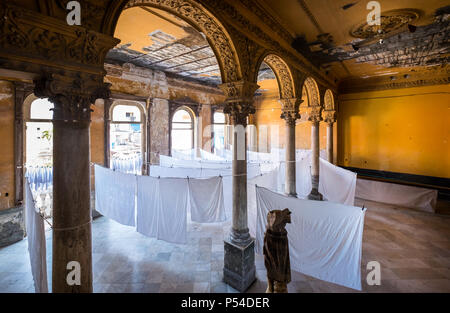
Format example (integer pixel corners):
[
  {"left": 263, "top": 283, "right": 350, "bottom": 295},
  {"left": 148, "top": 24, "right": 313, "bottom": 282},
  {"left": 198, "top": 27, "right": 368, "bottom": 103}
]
[
  {"left": 34, "top": 73, "right": 111, "bottom": 123},
  {"left": 305, "top": 106, "right": 323, "bottom": 123},
  {"left": 219, "top": 80, "right": 259, "bottom": 126},
  {"left": 280, "top": 98, "right": 302, "bottom": 125},
  {"left": 0, "top": 3, "right": 119, "bottom": 73},
  {"left": 322, "top": 110, "right": 336, "bottom": 124}
]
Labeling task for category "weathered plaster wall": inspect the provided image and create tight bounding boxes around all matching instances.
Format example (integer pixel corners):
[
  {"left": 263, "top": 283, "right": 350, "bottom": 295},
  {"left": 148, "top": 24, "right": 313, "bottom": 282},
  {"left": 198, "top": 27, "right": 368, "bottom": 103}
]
[
  {"left": 200, "top": 104, "right": 212, "bottom": 152},
  {"left": 338, "top": 84, "right": 450, "bottom": 178},
  {"left": 0, "top": 80, "right": 15, "bottom": 210},
  {"left": 105, "top": 63, "right": 225, "bottom": 104},
  {"left": 0, "top": 80, "right": 24, "bottom": 247},
  {"left": 150, "top": 98, "right": 169, "bottom": 164}
]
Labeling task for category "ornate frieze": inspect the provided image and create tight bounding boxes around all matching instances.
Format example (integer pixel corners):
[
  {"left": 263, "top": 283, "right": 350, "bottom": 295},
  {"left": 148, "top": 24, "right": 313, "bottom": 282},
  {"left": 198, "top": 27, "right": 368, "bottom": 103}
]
[{"left": 0, "top": 3, "right": 119, "bottom": 73}]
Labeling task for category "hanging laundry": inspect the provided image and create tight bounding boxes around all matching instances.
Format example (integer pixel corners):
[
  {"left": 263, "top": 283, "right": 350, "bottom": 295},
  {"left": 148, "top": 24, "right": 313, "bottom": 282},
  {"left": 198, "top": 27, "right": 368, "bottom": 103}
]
[
  {"left": 188, "top": 176, "right": 226, "bottom": 223},
  {"left": 94, "top": 165, "right": 136, "bottom": 226},
  {"left": 255, "top": 186, "right": 366, "bottom": 291},
  {"left": 25, "top": 178, "right": 48, "bottom": 293}
]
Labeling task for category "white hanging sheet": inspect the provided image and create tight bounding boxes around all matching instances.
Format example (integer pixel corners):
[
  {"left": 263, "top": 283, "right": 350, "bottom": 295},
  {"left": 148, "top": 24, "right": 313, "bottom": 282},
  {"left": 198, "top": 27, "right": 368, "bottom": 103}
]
[
  {"left": 355, "top": 178, "right": 437, "bottom": 212},
  {"left": 25, "top": 179, "right": 48, "bottom": 293},
  {"left": 160, "top": 155, "right": 231, "bottom": 169},
  {"left": 188, "top": 176, "right": 226, "bottom": 223},
  {"left": 248, "top": 169, "right": 280, "bottom": 238},
  {"left": 94, "top": 165, "right": 136, "bottom": 226},
  {"left": 276, "top": 152, "right": 312, "bottom": 198},
  {"left": 255, "top": 186, "right": 366, "bottom": 291},
  {"left": 136, "top": 175, "right": 160, "bottom": 238},
  {"left": 157, "top": 178, "right": 189, "bottom": 244},
  {"left": 319, "top": 158, "right": 357, "bottom": 206}
]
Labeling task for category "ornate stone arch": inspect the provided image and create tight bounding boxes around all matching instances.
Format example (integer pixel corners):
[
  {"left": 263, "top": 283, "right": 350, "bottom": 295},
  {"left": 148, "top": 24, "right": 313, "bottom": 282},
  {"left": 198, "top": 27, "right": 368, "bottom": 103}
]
[
  {"left": 303, "top": 77, "right": 321, "bottom": 107},
  {"left": 255, "top": 53, "right": 296, "bottom": 99},
  {"left": 324, "top": 89, "right": 335, "bottom": 111},
  {"left": 105, "top": 0, "right": 242, "bottom": 84}
]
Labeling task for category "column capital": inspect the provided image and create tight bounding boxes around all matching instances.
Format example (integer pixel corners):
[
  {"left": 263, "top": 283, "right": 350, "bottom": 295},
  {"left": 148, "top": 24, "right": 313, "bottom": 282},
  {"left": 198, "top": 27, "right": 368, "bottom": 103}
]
[
  {"left": 280, "top": 98, "right": 303, "bottom": 125},
  {"left": 34, "top": 72, "right": 111, "bottom": 124},
  {"left": 219, "top": 80, "right": 259, "bottom": 126},
  {"left": 322, "top": 110, "right": 336, "bottom": 124},
  {"left": 305, "top": 105, "right": 323, "bottom": 123}
]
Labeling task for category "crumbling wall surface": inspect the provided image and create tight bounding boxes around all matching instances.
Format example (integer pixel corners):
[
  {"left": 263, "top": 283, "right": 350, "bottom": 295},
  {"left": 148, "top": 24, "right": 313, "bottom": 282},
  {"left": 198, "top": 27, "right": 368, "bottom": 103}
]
[
  {"left": 0, "top": 80, "right": 15, "bottom": 211},
  {"left": 0, "top": 80, "right": 24, "bottom": 246},
  {"left": 150, "top": 98, "right": 169, "bottom": 164},
  {"left": 105, "top": 63, "right": 225, "bottom": 104}
]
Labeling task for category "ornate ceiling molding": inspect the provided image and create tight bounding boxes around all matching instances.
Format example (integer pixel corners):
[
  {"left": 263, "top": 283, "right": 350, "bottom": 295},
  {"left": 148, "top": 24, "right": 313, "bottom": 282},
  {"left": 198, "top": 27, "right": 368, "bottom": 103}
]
[
  {"left": 124, "top": 0, "right": 242, "bottom": 83},
  {"left": 350, "top": 9, "right": 420, "bottom": 39},
  {"left": 196, "top": 0, "right": 336, "bottom": 91},
  {"left": 338, "top": 65, "right": 450, "bottom": 93}
]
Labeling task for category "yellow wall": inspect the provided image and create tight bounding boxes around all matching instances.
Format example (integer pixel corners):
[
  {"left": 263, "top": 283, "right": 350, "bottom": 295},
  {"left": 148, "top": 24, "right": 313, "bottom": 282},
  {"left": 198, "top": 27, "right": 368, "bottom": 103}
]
[
  {"left": 338, "top": 84, "right": 450, "bottom": 178},
  {"left": 254, "top": 78, "right": 328, "bottom": 151}
]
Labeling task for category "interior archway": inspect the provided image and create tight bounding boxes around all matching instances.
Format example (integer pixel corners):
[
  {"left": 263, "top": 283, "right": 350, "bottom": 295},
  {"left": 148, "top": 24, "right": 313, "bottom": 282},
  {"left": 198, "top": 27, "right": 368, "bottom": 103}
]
[{"left": 107, "top": 0, "right": 242, "bottom": 84}]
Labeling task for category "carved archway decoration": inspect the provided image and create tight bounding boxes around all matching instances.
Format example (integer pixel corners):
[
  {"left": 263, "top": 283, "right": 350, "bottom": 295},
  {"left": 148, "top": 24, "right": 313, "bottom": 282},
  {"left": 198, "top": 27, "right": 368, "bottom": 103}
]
[
  {"left": 260, "top": 54, "right": 296, "bottom": 99},
  {"left": 303, "top": 77, "right": 320, "bottom": 107},
  {"left": 324, "top": 89, "right": 334, "bottom": 111},
  {"left": 122, "top": 0, "right": 242, "bottom": 83}
]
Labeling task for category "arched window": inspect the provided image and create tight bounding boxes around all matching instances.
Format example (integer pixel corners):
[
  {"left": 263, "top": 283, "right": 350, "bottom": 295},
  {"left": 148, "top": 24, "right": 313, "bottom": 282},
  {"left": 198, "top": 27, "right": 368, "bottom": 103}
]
[
  {"left": 171, "top": 108, "right": 194, "bottom": 152},
  {"left": 27, "top": 98, "right": 53, "bottom": 167},
  {"left": 213, "top": 111, "right": 225, "bottom": 153},
  {"left": 110, "top": 103, "right": 144, "bottom": 174},
  {"left": 25, "top": 97, "right": 54, "bottom": 222}
]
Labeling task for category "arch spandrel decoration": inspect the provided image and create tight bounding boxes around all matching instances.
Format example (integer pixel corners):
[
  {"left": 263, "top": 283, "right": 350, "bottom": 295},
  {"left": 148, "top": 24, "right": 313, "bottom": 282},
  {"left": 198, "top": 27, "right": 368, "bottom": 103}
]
[{"left": 122, "top": 0, "right": 242, "bottom": 84}]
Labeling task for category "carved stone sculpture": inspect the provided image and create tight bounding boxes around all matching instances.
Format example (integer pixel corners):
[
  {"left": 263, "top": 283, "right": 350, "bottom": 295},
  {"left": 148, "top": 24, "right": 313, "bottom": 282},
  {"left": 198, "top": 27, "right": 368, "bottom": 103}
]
[{"left": 263, "top": 208, "right": 292, "bottom": 293}]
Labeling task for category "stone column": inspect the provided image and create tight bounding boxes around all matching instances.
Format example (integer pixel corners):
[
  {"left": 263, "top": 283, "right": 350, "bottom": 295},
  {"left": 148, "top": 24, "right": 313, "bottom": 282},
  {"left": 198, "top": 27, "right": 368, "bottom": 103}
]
[
  {"left": 219, "top": 81, "right": 259, "bottom": 292},
  {"left": 35, "top": 74, "right": 110, "bottom": 293},
  {"left": 323, "top": 110, "right": 336, "bottom": 164},
  {"left": 104, "top": 98, "right": 112, "bottom": 168},
  {"left": 280, "top": 98, "right": 302, "bottom": 197},
  {"left": 307, "top": 106, "right": 323, "bottom": 200}
]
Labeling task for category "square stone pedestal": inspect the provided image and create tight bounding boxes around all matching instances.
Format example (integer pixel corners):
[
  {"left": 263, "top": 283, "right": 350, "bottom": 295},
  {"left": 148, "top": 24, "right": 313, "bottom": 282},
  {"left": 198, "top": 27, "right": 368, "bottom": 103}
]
[{"left": 223, "top": 238, "right": 256, "bottom": 292}]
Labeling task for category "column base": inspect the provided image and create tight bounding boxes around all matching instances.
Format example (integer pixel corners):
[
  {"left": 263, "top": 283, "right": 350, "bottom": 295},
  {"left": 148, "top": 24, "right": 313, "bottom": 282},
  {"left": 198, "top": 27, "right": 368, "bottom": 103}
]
[
  {"left": 223, "top": 238, "right": 256, "bottom": 292},
  {"left": 307, "top": 189, "right": 323, "bottom": 201}
]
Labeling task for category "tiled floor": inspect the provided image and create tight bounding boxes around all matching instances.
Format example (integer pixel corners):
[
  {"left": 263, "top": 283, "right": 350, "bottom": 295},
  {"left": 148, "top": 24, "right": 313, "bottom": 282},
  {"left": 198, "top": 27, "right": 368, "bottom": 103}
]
[{"left": 0, "top": 198, "right": 449, "bottom": 293}]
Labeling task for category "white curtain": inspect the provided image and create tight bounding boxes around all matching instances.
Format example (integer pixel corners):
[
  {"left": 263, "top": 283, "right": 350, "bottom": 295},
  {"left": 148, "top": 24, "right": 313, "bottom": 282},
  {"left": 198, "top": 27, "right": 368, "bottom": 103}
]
[
  {"left": 255, "top": 186, "right": 366, "bottom": 291},
  {"left": 94, "top": 165, "right": 136, "bottom": 226},
  {"left": 188, "top": 176, "right": 226, "bottom": 223},
  {"left": 158, "top": 178, "right": 189, "bottom": 244},
  {"left": 25, "top": 179, "right": 48, "bottom": 293},
  {"left": 319, "top": 158, "right": 357, "bottom": 206},
  {"left": 136, "top": 175, "right": 160, "bottom": 238},
  {"left": 356, "top": 178, "right": 437, "bottom": 212}
]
